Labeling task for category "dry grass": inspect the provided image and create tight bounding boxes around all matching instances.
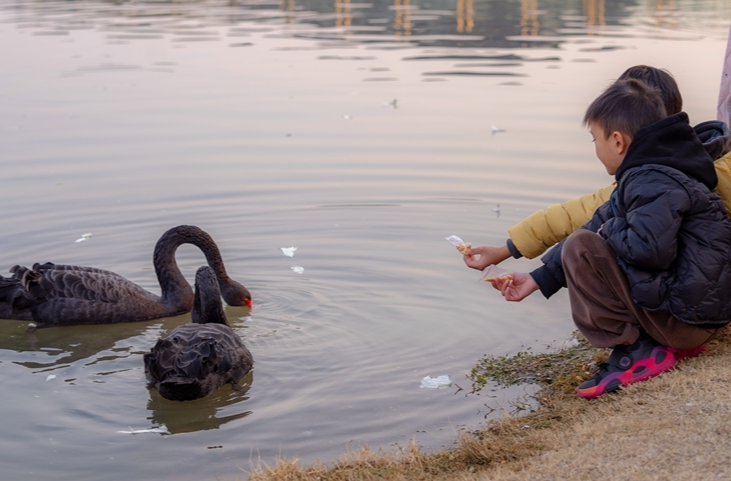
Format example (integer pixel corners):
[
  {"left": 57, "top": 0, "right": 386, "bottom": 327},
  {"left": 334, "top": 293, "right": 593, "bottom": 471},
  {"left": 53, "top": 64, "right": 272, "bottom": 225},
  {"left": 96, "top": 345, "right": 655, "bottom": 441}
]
[{"left": 246, "top": 329, "right": 731, "bottom": 481}]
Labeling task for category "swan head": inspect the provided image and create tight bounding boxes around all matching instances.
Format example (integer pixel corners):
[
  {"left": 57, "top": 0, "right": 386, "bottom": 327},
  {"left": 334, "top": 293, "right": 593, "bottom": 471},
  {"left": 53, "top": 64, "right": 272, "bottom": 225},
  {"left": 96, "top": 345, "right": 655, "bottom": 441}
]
[
  {"left": 221, "top": 278, "right": 252, "bottom": 309},
  {"left": 192, "top": 266, "right": 252, "bottom": 322}
]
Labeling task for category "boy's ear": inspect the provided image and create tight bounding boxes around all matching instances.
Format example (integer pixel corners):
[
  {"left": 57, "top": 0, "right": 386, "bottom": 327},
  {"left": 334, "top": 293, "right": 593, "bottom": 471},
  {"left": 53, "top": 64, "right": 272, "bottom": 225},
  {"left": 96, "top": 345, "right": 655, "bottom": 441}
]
[{"left": 611, "top": 131, "right": 630, "bottom": 155}]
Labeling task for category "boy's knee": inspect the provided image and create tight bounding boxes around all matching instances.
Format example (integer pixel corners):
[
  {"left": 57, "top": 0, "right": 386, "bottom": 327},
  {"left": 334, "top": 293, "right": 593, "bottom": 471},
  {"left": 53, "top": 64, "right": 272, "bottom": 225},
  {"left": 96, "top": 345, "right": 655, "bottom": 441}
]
[
  {"left": 562, "top": 230, "right": 611, "bottom": 268},
  {"left": 566, "top": 229, "right": 596, "bottom": 246},
  {"left": 564, "top": 229, "right": 599, "bottom": 254}
]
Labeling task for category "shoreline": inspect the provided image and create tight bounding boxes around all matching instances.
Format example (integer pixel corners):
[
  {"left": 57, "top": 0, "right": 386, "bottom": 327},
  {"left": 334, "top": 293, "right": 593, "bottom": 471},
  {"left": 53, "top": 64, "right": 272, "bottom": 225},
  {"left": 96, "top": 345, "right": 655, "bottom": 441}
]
[{"left": 247, "top": 328, "right": 731, "bottom": 480}]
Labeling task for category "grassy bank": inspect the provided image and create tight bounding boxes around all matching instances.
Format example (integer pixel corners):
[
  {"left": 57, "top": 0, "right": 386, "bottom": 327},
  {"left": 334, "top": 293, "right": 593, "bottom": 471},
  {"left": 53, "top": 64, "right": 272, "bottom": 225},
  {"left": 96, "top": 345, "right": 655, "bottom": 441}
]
[{"left": 246, "top": 328, "right": 731, "bottom": 480}]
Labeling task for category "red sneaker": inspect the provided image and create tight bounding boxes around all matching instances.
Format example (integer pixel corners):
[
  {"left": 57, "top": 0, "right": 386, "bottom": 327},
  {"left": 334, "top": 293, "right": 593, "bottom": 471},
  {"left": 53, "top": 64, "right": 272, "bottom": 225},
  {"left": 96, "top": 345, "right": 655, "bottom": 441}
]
[
  {"left": 577, "top": 335, "right": 676, "bottom": 399},
  {"left": 674, "top": 344, "right": 706, "bottom": 361}
]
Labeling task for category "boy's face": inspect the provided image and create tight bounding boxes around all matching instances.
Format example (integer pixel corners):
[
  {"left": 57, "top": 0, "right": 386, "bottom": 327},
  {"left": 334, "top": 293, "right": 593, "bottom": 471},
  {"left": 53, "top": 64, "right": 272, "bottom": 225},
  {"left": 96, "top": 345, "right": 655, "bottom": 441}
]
[{"left": 589, "top": 121, "right": 628, "bottom": 175}]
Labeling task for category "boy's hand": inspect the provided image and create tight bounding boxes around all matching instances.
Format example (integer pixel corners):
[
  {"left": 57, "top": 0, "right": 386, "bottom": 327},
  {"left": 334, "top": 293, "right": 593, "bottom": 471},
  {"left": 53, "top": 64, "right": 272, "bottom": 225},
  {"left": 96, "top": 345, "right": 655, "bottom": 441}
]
[
  {"left": 492, "top": 272, "right": 539, "bottom": 302},
  {"left": 463, "top": 245, "right": 510, "bottom": 270}
]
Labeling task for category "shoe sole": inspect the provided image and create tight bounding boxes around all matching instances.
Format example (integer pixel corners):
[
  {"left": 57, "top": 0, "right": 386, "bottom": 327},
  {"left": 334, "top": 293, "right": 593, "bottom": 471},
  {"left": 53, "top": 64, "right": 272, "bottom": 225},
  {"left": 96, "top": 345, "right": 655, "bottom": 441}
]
[
  {"left": 674, "top": 344, "right": 706, "bottom": 361},
  {"left": 576, "top": 345, "right": 676, "bottom": 399}
]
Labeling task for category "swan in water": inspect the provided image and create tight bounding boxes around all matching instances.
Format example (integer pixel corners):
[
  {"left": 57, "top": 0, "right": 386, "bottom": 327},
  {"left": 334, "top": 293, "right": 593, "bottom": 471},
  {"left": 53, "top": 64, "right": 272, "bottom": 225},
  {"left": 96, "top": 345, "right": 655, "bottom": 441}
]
[
  {"left": 0, "top": 225, "right": 251, "bottom": 328},
  {"left": 144, "top": 265, "right": 254, "bottom": 401}
]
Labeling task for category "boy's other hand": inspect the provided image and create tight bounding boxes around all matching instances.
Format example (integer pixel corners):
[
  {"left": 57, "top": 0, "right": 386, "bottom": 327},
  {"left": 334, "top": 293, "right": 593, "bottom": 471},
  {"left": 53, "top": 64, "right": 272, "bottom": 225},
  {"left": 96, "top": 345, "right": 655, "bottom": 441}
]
[
  {"left": 494, "top": 272, "right": 539, "bottom": 302},
  {"left": 463, "top": 245, "right": 510, "bottom": 270}
]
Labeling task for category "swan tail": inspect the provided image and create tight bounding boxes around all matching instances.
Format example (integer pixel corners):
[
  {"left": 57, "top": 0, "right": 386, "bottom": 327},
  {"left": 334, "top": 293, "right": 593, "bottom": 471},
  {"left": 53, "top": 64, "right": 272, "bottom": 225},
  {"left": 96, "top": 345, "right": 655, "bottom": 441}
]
[{"left": 0, "top": 265, "right": 54, "bottom": 309}]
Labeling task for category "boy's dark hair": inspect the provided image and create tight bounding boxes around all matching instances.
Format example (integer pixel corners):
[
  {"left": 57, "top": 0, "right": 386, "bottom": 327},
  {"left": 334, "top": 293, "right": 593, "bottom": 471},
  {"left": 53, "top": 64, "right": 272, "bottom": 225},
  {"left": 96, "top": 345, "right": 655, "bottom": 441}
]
[
  {"left": 618, "top": 65, "right": 683, "bottom": 115},
  {"left": 583, "top": 78, "right": 668, "bottom": 139}
]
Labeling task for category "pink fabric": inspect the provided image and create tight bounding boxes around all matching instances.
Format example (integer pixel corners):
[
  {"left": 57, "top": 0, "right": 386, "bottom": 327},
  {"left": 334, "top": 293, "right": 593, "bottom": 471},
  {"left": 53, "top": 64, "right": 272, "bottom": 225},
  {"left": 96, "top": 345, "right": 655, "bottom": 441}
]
[{"left": 718, "top": 21, "right": 731, "bottom": 126}]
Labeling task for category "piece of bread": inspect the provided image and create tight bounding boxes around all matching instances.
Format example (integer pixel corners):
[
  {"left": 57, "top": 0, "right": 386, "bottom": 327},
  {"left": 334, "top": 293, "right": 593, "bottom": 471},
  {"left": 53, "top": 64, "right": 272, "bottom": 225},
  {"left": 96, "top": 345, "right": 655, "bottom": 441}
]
[
  {"left": 481, "top": 265, "right": 512, "bottom": 282},
  {"left": 456, "top": 243, "right": 471, "bottom": 254},
  {"left": 483, "top": 274, "right": 513, "bottom": 282}
]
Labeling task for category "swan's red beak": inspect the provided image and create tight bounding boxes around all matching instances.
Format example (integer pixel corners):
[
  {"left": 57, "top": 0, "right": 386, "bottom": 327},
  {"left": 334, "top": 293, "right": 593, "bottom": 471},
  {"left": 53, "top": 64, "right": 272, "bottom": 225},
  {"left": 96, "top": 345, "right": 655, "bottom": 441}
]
[{"left": 245, "top": 298, "right": 252, "bottom": 309}]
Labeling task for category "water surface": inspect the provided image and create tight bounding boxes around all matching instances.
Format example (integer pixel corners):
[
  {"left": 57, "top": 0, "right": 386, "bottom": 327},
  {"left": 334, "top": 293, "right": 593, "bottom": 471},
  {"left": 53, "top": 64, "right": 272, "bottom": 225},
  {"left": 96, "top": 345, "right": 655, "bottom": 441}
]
[{"left": 1, "top": 0, "right": 730, "bottom": 479}]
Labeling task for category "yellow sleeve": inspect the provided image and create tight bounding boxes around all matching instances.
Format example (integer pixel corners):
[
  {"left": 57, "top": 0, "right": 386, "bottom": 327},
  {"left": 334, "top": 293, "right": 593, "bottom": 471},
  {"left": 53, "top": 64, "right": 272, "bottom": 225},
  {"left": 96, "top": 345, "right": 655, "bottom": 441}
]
[
  {"left": 714, "top": 152, "right": 731, "bottom": 216},
  {"left": 507, "top": 184, "right": 615, "bottom": 259}
]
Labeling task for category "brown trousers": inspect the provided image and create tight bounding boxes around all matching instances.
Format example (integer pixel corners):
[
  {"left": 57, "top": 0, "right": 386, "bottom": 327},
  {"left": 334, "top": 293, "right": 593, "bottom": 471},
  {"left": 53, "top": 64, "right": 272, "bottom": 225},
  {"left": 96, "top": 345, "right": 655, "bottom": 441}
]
[{"left": 561, "top": 229, "right": 719, "bottom": 350}]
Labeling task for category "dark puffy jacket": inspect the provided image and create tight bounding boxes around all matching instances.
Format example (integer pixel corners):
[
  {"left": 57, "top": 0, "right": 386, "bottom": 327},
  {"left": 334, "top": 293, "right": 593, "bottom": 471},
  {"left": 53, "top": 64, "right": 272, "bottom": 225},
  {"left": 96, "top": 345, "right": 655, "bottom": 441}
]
[{"left": 532, "top": 112, "right": 731, "bottom": 327}]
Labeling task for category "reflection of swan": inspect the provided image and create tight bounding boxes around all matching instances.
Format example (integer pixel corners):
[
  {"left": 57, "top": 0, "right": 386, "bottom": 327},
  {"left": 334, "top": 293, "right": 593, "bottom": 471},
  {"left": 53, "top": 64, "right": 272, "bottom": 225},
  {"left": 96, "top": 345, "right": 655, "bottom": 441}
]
[
  {"left": 146, "top": 371, "right": 254, "bottom": 434},
  {"left": 0, "top": 225, "right": 251, "bottom": 328},
  {"left": 144, "top": 266, "right": 254, "bottom": 402},
  {"left": 0, "top": 320, "right": 152, "bottom": 369}
]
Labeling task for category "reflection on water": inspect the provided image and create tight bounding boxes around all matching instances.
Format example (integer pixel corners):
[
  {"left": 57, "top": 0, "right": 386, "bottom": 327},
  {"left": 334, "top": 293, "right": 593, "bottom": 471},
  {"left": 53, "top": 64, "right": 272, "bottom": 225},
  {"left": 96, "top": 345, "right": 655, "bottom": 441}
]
[
  {"left": 0, "top": 321, "right": 151, "bottom": 368},
  {"left": 147, "top": 372, "right": 254, "bottom": 434},
  {"left": 6, "top": 0, "right": 731, "bottom": 51},
  {"left": 2, "top": 0, "right": 731, "bottom": 479},
  {"left": 0, "top": 313, "right": 256, "bottom": 437}
]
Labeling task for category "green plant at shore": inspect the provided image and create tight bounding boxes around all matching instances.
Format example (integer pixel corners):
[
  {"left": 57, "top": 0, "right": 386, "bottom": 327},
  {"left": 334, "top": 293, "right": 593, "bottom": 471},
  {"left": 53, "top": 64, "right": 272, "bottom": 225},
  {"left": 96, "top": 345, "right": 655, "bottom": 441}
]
[{"left": 468, "top": 333, "right": 609, "bottom": 399}]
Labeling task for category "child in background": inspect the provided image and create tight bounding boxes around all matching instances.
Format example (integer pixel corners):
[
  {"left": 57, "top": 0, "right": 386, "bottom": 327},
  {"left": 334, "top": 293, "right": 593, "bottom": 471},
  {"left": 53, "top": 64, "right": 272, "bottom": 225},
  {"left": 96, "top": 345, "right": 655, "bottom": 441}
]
[{"left": 490, "top": 78, "right": 731, "bottom": 398}]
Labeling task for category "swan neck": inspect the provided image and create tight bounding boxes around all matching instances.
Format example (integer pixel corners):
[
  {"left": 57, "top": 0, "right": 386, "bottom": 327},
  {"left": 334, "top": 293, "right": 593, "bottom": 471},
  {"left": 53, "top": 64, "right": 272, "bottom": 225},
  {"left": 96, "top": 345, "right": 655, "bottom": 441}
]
[{"left": 153, "top": 225, "right": 229, "bottom": 302}]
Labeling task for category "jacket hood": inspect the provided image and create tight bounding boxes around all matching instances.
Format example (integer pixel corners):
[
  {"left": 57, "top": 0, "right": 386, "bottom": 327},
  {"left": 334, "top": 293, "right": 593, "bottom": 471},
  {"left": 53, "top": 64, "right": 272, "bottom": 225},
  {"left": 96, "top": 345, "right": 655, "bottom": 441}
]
[
  {"left": 695, "top": 119, "right": 731, "bottom": 160},
  {"left": 616, "top": 112, "right": 718, "bottom": 190}
]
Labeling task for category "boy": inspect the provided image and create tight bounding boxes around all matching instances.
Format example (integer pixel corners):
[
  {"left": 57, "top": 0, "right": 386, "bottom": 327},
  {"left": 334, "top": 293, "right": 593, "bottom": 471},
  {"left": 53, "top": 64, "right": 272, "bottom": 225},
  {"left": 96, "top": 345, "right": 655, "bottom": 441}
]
[{"left": 492, "top": 78, "right": 731, "bottom": 398}]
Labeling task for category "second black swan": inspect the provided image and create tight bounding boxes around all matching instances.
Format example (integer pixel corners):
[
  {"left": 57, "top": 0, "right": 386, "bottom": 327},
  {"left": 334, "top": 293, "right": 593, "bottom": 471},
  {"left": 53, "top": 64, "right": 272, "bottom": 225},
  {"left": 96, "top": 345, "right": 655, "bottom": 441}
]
[
  {"left": 0, "top": 225, "right": 251, "bottom": 328},
  {"left": 144, "top": 265, "right": 254, "bottom": 401}
]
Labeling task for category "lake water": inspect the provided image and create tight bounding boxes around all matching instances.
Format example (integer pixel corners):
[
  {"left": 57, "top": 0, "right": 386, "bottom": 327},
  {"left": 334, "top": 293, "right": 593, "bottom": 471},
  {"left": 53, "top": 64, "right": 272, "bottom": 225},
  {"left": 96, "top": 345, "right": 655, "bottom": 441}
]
[{"left": 1, "top": 0, "right": 730, "bottom": 479}]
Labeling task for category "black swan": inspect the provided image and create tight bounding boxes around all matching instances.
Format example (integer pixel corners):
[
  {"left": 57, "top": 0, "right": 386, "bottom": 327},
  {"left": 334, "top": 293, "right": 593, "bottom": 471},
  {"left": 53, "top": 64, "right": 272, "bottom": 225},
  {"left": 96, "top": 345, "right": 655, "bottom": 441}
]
[
  {"left": 0, "top": 225, "right": 251, "bottom": 328},
  {"left": 143, "top": 265, "right": 254, "bottom": 401}
]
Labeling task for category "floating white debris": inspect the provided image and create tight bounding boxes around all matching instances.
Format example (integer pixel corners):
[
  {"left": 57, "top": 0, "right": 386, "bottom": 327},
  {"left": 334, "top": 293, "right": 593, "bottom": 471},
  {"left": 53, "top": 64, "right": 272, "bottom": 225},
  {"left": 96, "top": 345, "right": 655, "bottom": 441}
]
[
  {"left": 117, "top": 426, "right": 168, "bottom": 434},
  {"left": 493, "top": 203, "right": 501, "bottom": 217},
  {"left": 280, "top": 246, "right": 297, "bottom": 257},
  {"left": 45, "top": 374, "right": 57, "bottom": 382},
  {"left": 291, "top": 266, "right": 304, "bottom": 274},
  {"left": 343, "top": 114, "right": 352, "bottom": 120},
  {"left": 491, "top": 124, "right": 506, "bottom": 135},
  {"left": 420, "top": 375, "right": 451, "bottom": 389},
  {"left": 445, "top": 235, "right": 470, "bottom": 254},
  {"left": 75, "top": 233, "right": 92, "bottom": 243},
  {"left": 382, "top": 99, "right": 398, "bottom": 109}
]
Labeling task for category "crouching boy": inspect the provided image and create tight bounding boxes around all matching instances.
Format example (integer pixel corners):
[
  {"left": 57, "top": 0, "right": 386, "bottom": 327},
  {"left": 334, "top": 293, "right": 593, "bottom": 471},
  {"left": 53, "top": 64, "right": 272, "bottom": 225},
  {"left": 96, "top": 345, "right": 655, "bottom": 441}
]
[{"left": 493, "top": 78, "right": 731, "bottom": 398}]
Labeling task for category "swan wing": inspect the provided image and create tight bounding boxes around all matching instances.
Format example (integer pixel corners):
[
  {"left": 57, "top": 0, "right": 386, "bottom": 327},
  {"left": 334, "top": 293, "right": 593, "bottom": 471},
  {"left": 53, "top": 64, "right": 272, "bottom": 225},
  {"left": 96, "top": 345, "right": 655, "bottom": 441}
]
[
  {"left": 27, "top": 262, "right": 156, "bottom": 303},
  {"left": 5, "top": 263, "right": 177, "bottom": 326}
]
